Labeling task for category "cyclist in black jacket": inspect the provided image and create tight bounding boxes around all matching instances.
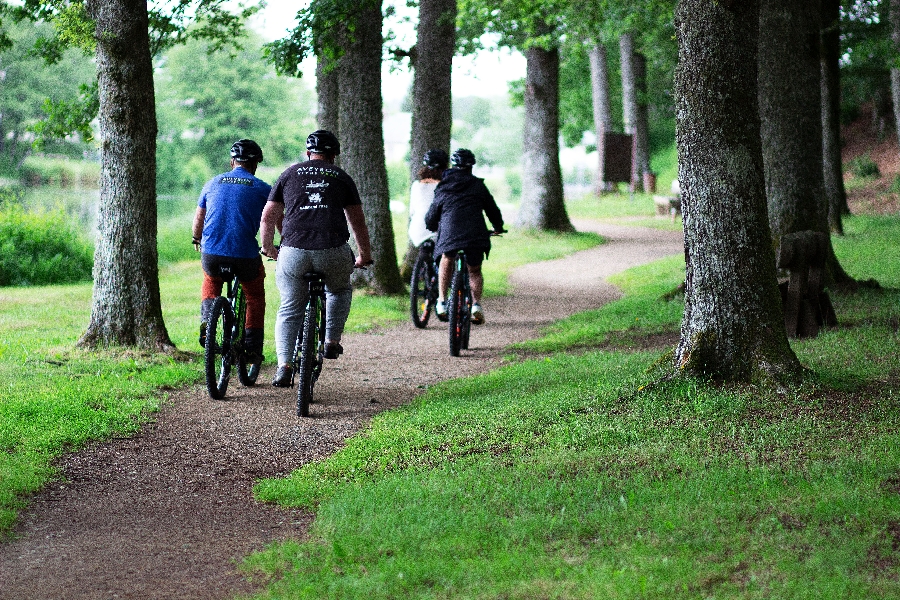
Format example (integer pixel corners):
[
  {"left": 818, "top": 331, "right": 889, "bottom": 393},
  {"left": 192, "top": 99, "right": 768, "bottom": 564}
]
[{"left": 425, "top": 148, "right": 505, "bottom": 325}]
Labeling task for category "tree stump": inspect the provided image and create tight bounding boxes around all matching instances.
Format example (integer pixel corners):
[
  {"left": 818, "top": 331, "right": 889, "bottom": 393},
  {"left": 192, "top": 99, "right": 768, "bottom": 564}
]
[{"left": 777, "top": 231, "right": 838, "bottom": 338}]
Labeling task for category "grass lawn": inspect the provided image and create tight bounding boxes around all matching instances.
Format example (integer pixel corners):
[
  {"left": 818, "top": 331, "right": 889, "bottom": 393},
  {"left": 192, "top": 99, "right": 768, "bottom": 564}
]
[
  {"left": 0, "top": 225, "right": 599, "bottom": 534},
  {"left": 244, "top": 213, "right": 900, "bottom": 599}
]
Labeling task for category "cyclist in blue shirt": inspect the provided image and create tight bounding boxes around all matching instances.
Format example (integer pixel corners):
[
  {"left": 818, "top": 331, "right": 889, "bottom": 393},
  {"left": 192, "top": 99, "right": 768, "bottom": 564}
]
[{"left": 191, "top": 139, "right": 271, "bottom": 361}]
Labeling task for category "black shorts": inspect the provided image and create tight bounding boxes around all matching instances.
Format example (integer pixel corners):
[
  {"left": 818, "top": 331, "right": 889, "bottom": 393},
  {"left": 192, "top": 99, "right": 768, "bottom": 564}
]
[
  {"left": 201, "top": 253, "right": 263, "bottom": 282},
  {"left": 443, "top": 248, "right": 487, "bottom": 268}
]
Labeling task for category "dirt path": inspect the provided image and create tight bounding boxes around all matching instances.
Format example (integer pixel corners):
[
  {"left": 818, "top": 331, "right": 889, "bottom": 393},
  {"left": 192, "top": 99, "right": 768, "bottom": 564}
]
[{"left": 0, "top": 221, "right": 682, "bottom": 600}]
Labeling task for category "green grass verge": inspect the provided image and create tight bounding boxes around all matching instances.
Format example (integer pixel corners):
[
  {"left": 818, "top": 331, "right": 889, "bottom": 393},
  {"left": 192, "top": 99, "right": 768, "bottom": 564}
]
[{"left": 245, "top": 214, "right": 900, "bottom": 598}]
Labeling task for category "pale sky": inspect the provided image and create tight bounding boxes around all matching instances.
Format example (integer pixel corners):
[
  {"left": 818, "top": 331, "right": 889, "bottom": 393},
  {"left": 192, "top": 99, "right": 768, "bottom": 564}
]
[{"left": 249, "top": 0, "right": 527, "bottom": 101}]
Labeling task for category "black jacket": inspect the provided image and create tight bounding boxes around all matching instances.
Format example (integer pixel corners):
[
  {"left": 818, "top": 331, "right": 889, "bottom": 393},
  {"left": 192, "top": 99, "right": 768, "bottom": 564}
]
[{"left": 424, "top": 168, "right": 504, "bottom": 256}]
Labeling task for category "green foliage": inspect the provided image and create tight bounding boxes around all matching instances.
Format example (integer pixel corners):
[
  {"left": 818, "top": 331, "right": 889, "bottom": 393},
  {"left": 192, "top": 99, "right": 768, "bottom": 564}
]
[
  {"left": 0, "top": 20, "right": 95, "bottom": 170},
  {"left": 262, "top": 0, "right": 382, "bottom": 77},
  {"left": 155, "top": 33, "right": 315, "bottom": 194},
  {"left": 0, "top": 204, "right": 93, "bottom": 286},
  {"left": 847, "top": 153, "right": 881, "bottom": 179},
  {"left": 31, "top": 83, "right": 99, "bottom": 148}
]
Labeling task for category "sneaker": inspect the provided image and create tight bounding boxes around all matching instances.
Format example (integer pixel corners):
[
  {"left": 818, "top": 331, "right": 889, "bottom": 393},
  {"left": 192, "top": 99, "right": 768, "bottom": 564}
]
[
  {"left": 324, "top": 341, "right": 343, "bottom": 359},
  {"left": 435, "top": 299, "right": 448, "bottom": 322},
  {"left": 471, "top": 303, "right": 485, "bottom": 325},
  {"left": 199, "top": 323, "right": 207, "bottom": 349},
  {"left": 272, "top": 364, "right": 293, "bottom": 387}
]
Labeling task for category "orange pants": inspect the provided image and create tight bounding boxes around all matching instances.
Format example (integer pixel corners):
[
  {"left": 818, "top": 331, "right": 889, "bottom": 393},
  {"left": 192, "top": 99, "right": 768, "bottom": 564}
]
[{"left": 201, "top": 262, "right": 266, "bottom": 329}]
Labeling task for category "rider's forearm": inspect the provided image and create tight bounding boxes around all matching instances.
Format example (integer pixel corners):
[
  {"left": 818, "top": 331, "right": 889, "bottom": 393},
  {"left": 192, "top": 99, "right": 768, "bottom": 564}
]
[
  {"left": 260, "top": 201, "right": 283, "bottom": 256},
  {"left": 345, "top": 204, "right": 372, "bottom": 263},
  {"left": 192, "top": 207, "right": 205, "bottom": 241}
]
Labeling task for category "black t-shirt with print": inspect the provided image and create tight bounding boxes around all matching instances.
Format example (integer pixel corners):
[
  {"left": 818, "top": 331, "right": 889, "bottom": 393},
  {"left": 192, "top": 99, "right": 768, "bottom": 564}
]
[{"left": 267, "top": 159, "right": 362, "bottom": 250}]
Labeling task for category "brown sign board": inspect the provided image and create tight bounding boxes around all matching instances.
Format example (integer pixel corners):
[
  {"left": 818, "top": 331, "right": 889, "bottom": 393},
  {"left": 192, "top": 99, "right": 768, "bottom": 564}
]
[{"left": 601, "top": 132, "right": 633, "bottom": 183}]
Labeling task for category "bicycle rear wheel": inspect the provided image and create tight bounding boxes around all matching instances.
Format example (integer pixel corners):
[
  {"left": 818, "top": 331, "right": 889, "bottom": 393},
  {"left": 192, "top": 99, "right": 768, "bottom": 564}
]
[
  {"left": 296, "top": 294, "right": 323, "bottom": 417},
  {"left": 410, "top": 251, "right": 434, "bottom": 328},
  {"left": 205, "top": 296, "right": 233, "bottom": 399},
  {"left": 448, "top": 269, "right": 467, "bottom": 356}
]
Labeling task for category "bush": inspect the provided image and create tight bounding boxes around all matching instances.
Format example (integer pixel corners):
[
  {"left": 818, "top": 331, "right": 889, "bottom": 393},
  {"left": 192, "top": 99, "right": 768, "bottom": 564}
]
[
  {"left": 847, "top": 154, "right": 880, "bottom": 179},
  {"left": 0, "top": 205, "right": 94, "bottom": 286},
  {"left": 0, "top": 179, "right": 25, "bottom": 207}
]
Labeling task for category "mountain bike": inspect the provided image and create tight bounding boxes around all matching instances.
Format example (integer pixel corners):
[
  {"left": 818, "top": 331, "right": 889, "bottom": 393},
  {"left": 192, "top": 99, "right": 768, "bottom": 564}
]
[
  {"left": 446, "top": 232, "right": 503, "bottom": 356},
  {"left": 410, "top": 239, "right": 439, "bottom": 328},
  {"left": 204, "top": 270, "right": 261, "bottom": 399},
  {"left": 289, "top": 271, "right": 327, "bottom": 417},
  {"left": 447, "top": 250, "right": 472, "bottom": 357}
]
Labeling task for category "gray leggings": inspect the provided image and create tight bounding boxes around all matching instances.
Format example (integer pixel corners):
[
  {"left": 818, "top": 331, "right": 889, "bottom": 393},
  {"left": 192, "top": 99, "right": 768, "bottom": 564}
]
[{"left": 274, "top": 244, "right": 355, "bottom": 366}]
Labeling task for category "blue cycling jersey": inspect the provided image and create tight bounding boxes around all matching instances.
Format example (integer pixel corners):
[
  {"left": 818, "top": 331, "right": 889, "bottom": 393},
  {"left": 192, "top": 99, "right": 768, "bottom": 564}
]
[{"left": 198, "top": 166, "right": 272, "bottom": 258}]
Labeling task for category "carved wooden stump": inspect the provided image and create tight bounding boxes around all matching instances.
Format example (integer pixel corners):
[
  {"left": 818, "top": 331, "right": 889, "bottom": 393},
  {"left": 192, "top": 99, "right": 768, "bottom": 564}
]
[{"left": 777, "top": 231, "right": 838, "bottom": 338}]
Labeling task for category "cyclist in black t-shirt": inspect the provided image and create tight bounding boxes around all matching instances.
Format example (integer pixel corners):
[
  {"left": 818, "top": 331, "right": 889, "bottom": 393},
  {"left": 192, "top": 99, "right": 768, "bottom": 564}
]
[{"left": 260, "top": 130, "right": 373, "bottom": 387}]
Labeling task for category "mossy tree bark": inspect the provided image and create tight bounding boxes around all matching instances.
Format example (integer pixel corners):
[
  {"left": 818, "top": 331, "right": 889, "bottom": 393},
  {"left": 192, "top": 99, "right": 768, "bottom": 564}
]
[
  {"left": 673, "top": 0, "right": 801, "bottom": 383},
  {"left": 337, "top": 2, "right": 404, "bottom": 295},
  {"left": 517, "top": 41, "right": 573, "bottom": 232},
  {"left": 408, "top": 0, "right": 455, "bottom": 186},
  {"left": 820, "top": 0, "right": 849, "bottom": 234},
  {"left": 759, "top": 0, "right": 855, "bottom": 289},
  {"left": 316, "top": 50, "right": 340, "bottom": 152},
  {"left": 401, "top": 0, "right": 456, "bottom": 279},
  {"left": 78, "top": 0, "right": 173, "bottom": 352}
]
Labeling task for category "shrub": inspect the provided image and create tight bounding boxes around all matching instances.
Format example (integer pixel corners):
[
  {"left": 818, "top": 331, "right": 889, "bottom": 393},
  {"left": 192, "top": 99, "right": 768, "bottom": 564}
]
[
  {"left": 0, "top": 205, "right": 94, "bottom": 286},
  {"left": 847, "top": 154, "right": 880, "bottom": 179}
]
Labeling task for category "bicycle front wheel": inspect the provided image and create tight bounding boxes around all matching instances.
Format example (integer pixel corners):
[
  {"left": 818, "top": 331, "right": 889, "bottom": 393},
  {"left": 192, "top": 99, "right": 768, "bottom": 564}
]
[
  {"left": 296, "top": 295, "right": 323, "bottom": 417},
  {"left": 205, "top": 296, "right": 234, "bottom": 399},
  {"left": 448, "top": 269, "right": 467, "bottom": 357},
  {"left": 410, "top": 251, "right": 434, "bottom": 328}
]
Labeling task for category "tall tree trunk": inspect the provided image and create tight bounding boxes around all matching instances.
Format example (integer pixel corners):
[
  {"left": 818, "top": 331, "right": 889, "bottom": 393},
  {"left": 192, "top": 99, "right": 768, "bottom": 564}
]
[
  {"left": 890, "top": 0, "right": 900, "bottom": 155},
  {"left": 517, "top": 43, "right": 573, "bottom": 232},
  {"left": 633, "top": 51, "right": 651, "bottom": 184},
  {"left": 673, "top": 0, "right": 801, "bottom": 383},
  {"left": 402, "top": 0, "right": 456, "bottom": 279},
  {"left": 337, "top": 3, "right": 404, "bottom": 295},
  {"left": 619, "top": 32, "right": 640, "bottom": 191},
  {"left": 589, "top": 42, "right": 613, "bottom": 193},
  {"left": 316, "top": 51, "right": 340, "bottom": 137},
  {"left": 821, "top": 0, "right": 849, "bottom": 233},
  {"left": 408, "top": 0, "right": 455, "bottom": 186},
  {"left": 79, "top": 0, "right": 173, "bottom": 351},
  {"left": 759, "top": 0, "right": 854, "bottom": 288}
]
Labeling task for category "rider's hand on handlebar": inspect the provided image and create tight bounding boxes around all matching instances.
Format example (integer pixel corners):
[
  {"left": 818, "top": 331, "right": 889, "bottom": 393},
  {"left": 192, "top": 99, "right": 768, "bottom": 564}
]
[
  {"left": 192, "top": 237, "right": 201, "bottom": 252},
  {"left": 492, "top": 228, "right": 507, "bottom": 236},
  {"left": 354, "top": 257, "right": 374, "bottom": 269},
  {"left": 260, "top": 246, "right": 279, "bottom": 260}
]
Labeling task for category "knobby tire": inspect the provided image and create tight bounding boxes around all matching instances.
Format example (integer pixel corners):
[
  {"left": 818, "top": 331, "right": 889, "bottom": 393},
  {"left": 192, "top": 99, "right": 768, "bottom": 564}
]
[
  {"left": 296, "top": 294, "right": 322, "bottom": 417},
  {"left": 448, "top": 269, "right": 467, "bottom": 356},
  {"left": 205, "top": 296, "right": 233, "bottom": 399},
  {"left": 410, "top": 252, "right": 433, "bottom": 328}
]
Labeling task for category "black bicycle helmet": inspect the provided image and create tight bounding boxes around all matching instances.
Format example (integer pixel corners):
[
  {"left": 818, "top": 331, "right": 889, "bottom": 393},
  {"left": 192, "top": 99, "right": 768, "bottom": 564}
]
[
  {"left": 422, "top": 148, "right": 449, "bottom": 169},
  {"left": 306, "top": 130, "right": 341, "bottom": 156},
  {"left": 230, "top": 139, "right": 263, "bottom": 162},
  {"left": 450, "top": 148, "right": 476, "bottom": 168}
]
